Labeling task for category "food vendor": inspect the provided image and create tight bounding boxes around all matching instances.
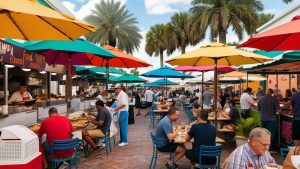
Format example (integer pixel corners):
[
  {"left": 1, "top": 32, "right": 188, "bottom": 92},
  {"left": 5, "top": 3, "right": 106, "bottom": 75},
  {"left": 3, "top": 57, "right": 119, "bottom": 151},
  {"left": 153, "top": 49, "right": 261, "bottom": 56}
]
[{"left": 8, "top": 82, "right": 33, "bottom": 103}]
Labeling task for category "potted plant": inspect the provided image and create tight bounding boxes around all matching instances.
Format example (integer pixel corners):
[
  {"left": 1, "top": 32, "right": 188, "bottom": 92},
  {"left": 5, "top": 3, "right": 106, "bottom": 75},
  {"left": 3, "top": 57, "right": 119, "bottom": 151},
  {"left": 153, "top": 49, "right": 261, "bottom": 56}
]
[{"left": 235, "top": 117, "right": 258, "bottom": 147}]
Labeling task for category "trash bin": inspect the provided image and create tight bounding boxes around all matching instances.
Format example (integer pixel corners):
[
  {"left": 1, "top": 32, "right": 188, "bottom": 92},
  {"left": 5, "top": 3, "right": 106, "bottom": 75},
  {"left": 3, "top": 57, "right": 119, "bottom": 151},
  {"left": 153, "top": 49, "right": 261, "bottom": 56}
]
[{"left": 128, "top": 105, "right": 135, "bottom": 124}]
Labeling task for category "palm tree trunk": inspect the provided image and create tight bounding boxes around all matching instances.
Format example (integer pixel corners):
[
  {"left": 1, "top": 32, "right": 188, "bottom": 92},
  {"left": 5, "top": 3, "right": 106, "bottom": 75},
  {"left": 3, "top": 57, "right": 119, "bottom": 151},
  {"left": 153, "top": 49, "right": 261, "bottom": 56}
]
[
  {"left": 219, "top": 30, "right": 226, "bottom": 44},
  {"left": 181, "top": 45, "right": 186, "bottom": 54},
  {"left": 160, "top": 50, "right": 164, "bottom": 67}
]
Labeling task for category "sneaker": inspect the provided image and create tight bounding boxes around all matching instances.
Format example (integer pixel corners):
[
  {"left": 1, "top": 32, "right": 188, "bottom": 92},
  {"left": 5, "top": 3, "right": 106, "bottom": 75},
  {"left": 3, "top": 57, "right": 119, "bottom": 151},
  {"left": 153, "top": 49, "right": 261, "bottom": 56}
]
[{"left": 118, "top": 142, "right": 128, "bottom": 147}]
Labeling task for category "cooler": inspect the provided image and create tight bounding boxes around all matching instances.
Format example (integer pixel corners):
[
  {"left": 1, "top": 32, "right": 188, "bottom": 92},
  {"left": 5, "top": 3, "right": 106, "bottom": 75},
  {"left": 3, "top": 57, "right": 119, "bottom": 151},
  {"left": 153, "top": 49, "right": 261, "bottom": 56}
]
[{"left": 0, "top": 125, "right": 42, "bottom": 169}]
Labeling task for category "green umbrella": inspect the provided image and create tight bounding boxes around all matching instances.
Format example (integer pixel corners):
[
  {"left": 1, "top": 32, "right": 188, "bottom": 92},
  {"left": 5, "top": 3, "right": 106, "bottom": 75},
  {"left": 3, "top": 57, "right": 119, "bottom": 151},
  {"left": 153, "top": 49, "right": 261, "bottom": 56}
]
[
  {"left": 76, "top": 66, "right": 126, "bottom": 75},
  {"left": 111, "top": 74, "right": 146, "bottom": 83}
]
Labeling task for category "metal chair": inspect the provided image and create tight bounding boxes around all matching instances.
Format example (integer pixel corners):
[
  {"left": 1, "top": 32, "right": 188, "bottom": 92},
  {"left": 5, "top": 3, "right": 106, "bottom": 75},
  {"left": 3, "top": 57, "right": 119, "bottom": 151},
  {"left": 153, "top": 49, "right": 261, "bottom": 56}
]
[
  {"left": 49, "top": 138, "right": 80, "bottom": 169},
  {"left": 197, "top": 144, "right": 222, "bottom": 169},
  {"left": 280, "top": 147, "right": 290, "bottom": 163},
  {"left": 149, "top": 132, "right": 174, "bottom": 169}
]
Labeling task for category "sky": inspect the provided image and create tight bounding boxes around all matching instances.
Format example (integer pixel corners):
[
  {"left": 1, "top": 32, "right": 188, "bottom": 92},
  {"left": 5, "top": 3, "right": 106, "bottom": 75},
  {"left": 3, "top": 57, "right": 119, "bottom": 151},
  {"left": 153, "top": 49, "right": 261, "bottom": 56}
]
[{"left": 62, "top": 0, "right": 300, "bottom": 80}]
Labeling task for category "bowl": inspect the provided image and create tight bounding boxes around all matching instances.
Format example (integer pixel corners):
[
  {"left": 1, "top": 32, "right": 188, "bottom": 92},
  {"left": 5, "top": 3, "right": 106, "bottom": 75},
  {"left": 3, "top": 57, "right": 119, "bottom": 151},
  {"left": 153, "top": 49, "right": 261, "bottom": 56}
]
[{"left": 291, "top": 155, "right": 300, "bottom": 169}]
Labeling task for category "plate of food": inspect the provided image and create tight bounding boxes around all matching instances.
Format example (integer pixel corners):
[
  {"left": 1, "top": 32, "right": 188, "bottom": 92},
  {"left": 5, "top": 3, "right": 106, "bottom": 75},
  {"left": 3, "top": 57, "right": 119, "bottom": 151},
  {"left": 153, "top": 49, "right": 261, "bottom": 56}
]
[
  {"left": 291, "top": 155, "right": 300, "bottom": 169},
  {"left": 263, "top": 164, "right": 281, "bottom": 169}
]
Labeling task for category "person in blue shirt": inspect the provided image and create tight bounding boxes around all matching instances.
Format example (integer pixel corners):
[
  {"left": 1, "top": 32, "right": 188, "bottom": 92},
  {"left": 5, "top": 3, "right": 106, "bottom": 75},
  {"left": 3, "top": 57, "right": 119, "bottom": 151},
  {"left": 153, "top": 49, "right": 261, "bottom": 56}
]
[
  {"left": 291, "top": 90, "right": 300, "bottom": 146},
  {"left": 185, "top": 110, "right": 217, "bottom": 167},
  {"left": 155, "top": 107, "right": 186, "bottom": 169},
  {"left": 256, "top": 86, "right": 265, "bottom": 100}
]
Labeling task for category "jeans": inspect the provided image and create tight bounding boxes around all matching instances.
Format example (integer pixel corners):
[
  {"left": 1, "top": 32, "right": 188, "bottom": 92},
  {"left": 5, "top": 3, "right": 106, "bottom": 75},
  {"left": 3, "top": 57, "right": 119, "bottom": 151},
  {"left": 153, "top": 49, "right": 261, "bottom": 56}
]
[
  {"left": 261, "top": 120, "right": 276, "bottom": 146},
  {"left": 241, "top": 109, "right": 250, "bottom": 119},
  {"left": 119, "top": 110, "right": 129, "bottom": 143}
]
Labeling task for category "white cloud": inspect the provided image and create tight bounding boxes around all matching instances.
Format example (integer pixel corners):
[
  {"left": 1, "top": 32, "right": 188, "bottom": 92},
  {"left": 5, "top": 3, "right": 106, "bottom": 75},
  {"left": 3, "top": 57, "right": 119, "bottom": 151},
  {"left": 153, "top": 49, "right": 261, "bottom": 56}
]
[
  {"left": 63, "top": 0, "right": 127, "bottom": 20},
  {"left": 144, "top": 0, "right": 192, "bottom": 15}
]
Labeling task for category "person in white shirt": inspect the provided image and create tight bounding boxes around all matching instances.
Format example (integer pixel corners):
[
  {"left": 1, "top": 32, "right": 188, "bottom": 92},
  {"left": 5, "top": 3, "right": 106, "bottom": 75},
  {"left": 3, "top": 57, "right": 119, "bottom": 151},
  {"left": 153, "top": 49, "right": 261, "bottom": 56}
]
[
  {"left": 145, "top": 88, "right": 154, "bottom": 114},
  {"left": 114, "top": 85, "right": 129, "bottom": 146},
  {"left": 8, "top": 83, "right": 33, "bottom": 104},
  {"left": 240, "top": 87, "right": 256, "bottom": 119}
]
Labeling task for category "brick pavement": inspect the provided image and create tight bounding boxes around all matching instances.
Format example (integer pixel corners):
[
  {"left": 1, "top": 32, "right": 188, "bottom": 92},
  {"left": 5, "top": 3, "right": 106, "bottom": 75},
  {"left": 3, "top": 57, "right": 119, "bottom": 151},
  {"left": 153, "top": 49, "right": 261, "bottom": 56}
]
[{"left": 78, "top": 108, "right": 280, "bottom": 169}]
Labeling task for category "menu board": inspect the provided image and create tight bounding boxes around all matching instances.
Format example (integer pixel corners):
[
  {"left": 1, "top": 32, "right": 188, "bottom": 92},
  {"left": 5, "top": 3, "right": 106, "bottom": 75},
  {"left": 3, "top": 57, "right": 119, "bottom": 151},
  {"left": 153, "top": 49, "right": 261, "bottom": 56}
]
[
  {"left": 0, "top": 40, "right": 45, "bottom": 70},
  {"left": 280, "top": 114, "right": 293, "bottom": 147}
]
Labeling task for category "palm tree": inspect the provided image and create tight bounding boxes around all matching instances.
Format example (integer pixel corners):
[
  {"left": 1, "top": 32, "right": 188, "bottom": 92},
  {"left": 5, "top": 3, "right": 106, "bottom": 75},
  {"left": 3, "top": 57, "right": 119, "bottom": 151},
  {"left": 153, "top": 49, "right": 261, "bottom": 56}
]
[
  {"left": 145, "top": 24, "right": 169, "bottom": 67},
  {"left": 84, "top": 0, "right": 142, "bottom": 54},
  {"left": 283, "top": 0, "right": 293, "bottom": 3},
  {"left": 167, "top": 12, "right": 191, "bottom": 54},
  {"left": 130, "top": 68, "right": 139, "bottom": 76},
  {"left": 257, "top": 13, "right": 275, "bottom": 28},
  {"left": 189, "top": 0, "right": 264, "bottom": 44}
]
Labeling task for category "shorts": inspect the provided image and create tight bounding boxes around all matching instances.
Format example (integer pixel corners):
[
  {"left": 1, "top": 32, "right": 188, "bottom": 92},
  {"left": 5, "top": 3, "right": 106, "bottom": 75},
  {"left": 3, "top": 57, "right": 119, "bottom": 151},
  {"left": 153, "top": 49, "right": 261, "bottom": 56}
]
[
  {"left": 157, "top": 142, "right": 178, "bottom": 153},
  {"left": 146, "top": 102, "right": 153, "bottom": 107},
  {"left": 135, "top": 103, "right": 141, "bottom": 108},
  {"left": 293, "top": 120, "right": 300, "bottom": 140},
  {"left": 88, "top": 129, "right": 105, "bottom": 138}
]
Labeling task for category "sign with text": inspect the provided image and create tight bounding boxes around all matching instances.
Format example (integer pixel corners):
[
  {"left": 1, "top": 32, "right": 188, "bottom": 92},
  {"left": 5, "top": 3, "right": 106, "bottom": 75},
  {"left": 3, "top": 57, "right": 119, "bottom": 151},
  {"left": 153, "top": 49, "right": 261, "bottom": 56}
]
[
  {"left": 0, "top": 40, "right": 45, "bottom": 71},
  {"left": 280, "top": 114, "right": 293, "bottom": 147}
]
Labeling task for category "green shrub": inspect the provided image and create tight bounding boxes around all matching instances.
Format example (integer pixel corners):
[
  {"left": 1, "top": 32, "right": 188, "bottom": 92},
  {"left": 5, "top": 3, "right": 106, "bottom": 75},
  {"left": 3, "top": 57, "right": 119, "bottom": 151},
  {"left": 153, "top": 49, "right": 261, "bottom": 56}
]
[{"left": 236, "top": 117, "right": 259, "bottom": 138}]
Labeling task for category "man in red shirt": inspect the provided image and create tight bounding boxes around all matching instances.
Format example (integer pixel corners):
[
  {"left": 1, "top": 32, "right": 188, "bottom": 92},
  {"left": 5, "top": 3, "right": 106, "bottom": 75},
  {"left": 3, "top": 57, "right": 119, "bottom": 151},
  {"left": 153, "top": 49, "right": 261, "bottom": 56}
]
[{"left": 38, "top": 107, "right": 74, "bottom": 167}]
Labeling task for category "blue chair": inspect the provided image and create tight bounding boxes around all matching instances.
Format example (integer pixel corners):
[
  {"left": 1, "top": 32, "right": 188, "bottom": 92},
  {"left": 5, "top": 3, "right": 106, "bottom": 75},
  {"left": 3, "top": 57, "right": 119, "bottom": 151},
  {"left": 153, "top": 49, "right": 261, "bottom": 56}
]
[
  {"left": 149, "top": 132, "right": 174, "bottom": 169},
  {"left": 197, "top": 144, "right": 222, "bottom": 169},
  {"left": 187, "top": 109, "right": 197, "bottom": 123},
  {"left": 149, "top": 105, "right": 160, "bottom": 128},
  {"left": 49, "top": 138, "right": 80, "bottom": 169},
  {"left": 280, "top": 147, "right": 290, "bottom": 163}
]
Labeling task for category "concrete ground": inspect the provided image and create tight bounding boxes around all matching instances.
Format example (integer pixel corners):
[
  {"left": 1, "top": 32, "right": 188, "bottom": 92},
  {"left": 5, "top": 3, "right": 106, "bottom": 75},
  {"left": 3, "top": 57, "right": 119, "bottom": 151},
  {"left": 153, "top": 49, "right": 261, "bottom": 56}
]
[{"left": 78, "top": 108, "right": 280, "bottom": 169}]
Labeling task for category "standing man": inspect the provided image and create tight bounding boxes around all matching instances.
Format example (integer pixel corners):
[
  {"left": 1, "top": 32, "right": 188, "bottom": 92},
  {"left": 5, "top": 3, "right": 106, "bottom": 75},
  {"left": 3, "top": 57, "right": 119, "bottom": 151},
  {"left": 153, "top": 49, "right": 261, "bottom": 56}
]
[
  {"left": 291, "top": 89, "right": 300, "bottom": 146},
  {"left": 8, "top": 82, "right": 33, "bottom": 103},
  {"left": 202, "top": 87, "right": 212, "bottom": 108},
  {"left": 256, "top": 86, "right": 265, "bottom": 100},
  {"left": 115, "top": 84, "right": 129, "bottom": 146},
  {"left": 185, "top": 111, "right": 216, "bottom": 167},
  {"left": 240, "top": 87, "right": 256, "bottom": 119},
  {"left": 145, "top": 88, "right": 154, "bottom": 114},
  {"left": 257, "top": 88, "right": 280, "bottom": 148},
  {"left": 155, "top": 107, "right": 186, "bottom": 168},
  {"left": 82, "top": 100, "right": 112, "bottom": 151}
]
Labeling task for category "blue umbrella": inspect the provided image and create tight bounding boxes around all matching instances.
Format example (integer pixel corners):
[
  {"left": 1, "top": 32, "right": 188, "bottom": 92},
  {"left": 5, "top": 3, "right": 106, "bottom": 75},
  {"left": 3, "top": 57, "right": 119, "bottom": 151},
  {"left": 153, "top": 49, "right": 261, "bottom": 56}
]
[
  {"left": 151, "top": 79, "right": 178, "bottom": 86},
  {"left": 141, "top": 66, "right": 191, "bottom": 97}
]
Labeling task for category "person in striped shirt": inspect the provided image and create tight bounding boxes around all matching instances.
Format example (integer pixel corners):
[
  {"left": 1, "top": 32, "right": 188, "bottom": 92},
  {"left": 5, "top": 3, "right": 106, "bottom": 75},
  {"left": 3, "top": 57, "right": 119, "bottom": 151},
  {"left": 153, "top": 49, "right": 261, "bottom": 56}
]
[{"left": 223, "top": 127, "right": 276, "bottom": 169}]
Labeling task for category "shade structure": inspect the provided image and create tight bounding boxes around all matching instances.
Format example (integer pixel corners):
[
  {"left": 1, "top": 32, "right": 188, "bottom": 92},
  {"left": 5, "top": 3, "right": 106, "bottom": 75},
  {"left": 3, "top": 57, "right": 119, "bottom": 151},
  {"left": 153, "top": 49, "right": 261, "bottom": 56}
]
[
  {"left": 166, "top": 42, "right": 272, "bottom": 122},
  {"left": 239, "top": 16, "right": 300, "bottom": 51},
  {"left": 141, "top": 66, "right": 192, "bottom": 78},
  {"left": 219, "top": 76, "right": 266, "bottom": 81},
  {"left": 111, "top": 74, "right": 146, "bottom": 83},
  {"left": 0, "top": 0, "right": 95, "bottom": 40},
  {"left": 174, "top": 66, "right": 237, "bottom": 72},
  {"left": 24, "top": 39, "right": 115, "bottom": 113},
  {"left": 141, "top": 66, "right": 192, "bottom": 97}
]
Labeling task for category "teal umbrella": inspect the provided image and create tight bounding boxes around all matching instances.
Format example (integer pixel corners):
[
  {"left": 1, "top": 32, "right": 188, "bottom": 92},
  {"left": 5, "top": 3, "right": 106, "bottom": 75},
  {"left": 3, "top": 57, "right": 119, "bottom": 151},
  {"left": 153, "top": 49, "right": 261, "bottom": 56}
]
[
  {"left": 111, "top": 74, "right": 146, "bottom": 83},
  {"left": 23, "top": 38, "right": 115, "bottom": 113},
  {"left": 76, "top": 66, "right": 125, "bottom": 75}
]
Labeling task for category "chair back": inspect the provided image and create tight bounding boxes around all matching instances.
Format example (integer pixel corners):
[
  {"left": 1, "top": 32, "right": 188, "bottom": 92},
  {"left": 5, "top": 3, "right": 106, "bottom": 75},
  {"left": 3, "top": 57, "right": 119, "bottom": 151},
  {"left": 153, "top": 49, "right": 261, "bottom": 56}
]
[
  {"left": 51, "top": 138, "right": 79, "bottom": 159},
  {"left": 280, "top": 147, "right": 290, "bottom": 163},
  {"left": 199, "top": 144, "right": 222, "bottom": 169},
  {"left": 187, "top": 109, "right": 197, "bottom": 122},
  {"left": 150, "top": 132, "right": 157, "bottom": 150}
]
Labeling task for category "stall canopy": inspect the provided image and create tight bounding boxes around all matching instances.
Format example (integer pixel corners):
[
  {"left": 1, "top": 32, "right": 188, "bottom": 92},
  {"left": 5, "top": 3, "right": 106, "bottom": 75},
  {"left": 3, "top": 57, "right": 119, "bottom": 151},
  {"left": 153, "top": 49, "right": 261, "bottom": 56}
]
[
  {"left": 0, "top": 0, "right": 95, "bottom": 40},
  {"left": 239, "top": 51, "right": 300, "bottom": 74}
]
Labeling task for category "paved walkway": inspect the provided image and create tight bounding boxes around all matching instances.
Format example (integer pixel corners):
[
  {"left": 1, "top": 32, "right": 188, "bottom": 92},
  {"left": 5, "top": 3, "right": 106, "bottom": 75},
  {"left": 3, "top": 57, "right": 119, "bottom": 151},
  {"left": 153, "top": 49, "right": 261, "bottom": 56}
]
[{"left": 78, "top": 108, "right": 280, "bottom": 169}]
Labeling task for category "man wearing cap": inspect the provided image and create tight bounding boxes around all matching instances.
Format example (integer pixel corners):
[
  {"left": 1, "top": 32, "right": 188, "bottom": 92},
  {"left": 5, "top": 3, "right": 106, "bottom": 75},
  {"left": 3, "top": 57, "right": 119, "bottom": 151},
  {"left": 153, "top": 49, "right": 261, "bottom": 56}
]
[
  {"left": 257, "top": 88, "right": 280, "bottom": 148},
  {"left": 240, "top": 87, "right": 256, "bottom": 119},
  {"left": 114, "top": 84, "right": 129, "bottom": 146}
]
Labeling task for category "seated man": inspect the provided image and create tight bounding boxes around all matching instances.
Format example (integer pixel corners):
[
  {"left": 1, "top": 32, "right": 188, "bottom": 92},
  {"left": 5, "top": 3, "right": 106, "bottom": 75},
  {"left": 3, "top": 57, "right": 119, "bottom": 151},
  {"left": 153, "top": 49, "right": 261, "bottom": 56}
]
[
  {"left": 38, "top": 107, "right": 74, "bottom": 168},
  {"left": 186, "top": 111, "right": 216, "bottom": 167},
  {"left": 83, "top": 100, "right": 112, "bottom": 152},
  {"left": 155, "top": 107, "right": 186, "bottom": 169},
  {"left": 223, "top": 127, "right": 276, "bottom": 169},
  {"left": 221, "top": 99, "right": 240, "bottom": 130},
  {"left": 193, "top": 96, "right": 201, "bottom": 109}
]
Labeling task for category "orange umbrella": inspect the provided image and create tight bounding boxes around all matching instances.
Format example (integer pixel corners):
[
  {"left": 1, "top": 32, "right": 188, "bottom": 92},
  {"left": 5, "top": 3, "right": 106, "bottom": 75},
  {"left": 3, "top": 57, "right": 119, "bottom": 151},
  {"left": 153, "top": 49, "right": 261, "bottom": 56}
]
[{"left": 86, "top": 45, "right": 151, "bottom": 92}]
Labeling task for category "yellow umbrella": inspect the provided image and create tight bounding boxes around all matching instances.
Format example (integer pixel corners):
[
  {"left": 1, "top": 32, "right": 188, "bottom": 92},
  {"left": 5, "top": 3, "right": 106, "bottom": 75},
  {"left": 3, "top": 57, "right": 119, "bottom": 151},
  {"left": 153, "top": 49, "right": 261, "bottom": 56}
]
[
  {"left": 166, "top": 42, "right": 272, "bottom": 120},
  {"left": 0, "top": 0, "right": 95, "bottom": 40}
]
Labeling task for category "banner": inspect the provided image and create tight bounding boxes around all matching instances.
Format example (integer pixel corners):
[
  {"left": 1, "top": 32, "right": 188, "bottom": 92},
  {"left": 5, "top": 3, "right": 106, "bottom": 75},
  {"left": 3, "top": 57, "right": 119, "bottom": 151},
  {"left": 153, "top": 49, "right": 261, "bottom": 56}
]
[{"left": 0, "top": 40, "right": 46, "bottom": 71}]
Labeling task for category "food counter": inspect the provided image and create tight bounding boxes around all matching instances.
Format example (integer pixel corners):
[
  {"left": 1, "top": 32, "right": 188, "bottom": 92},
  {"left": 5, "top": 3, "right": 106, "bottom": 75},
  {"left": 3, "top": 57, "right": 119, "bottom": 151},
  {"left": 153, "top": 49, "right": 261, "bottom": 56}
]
[
  {"left": 37, "top": 103, "right": 67, "bottom": 120},
  {"left": 0, "top": 106, "right": 37, "bottom": 128}
]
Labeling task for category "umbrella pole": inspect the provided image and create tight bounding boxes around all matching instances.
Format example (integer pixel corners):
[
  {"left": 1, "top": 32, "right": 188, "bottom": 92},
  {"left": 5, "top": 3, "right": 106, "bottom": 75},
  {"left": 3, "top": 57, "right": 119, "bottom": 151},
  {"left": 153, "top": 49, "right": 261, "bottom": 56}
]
[
  {"left": 214, "top": 59, "right": 218, "bottom": 123},
  {"left": 165, "top": 77, "right": 167, "bottom": 98},
  {"left": 246, "top": 72, "right": 249, "bottom": 88},
  {"left": 289, "top": 74, "right": 291, "bottom": 89},
  {"left": 276, "top": 71, "right": 279, "bottom": 91},
  {"left": 67, "top": 56, "right": 72, "bottom": 115},
  {"left": 201, "top": 71, "right": 204, "bottom": 110},
  {"left": 105, "top": 60, "right": 109, "bottom": 96},
  {"left": 240, "top": 79, "right": 242, "bottom": 94}
]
